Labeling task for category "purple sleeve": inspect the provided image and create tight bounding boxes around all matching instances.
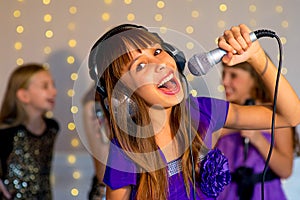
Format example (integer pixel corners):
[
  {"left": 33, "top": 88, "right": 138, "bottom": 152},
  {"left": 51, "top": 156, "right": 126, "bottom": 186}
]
[
  {"left": 103, "top": 139, "right": 138, "bottom": 190},
  {"left": 189, "top": 96, "right": 229, "bottom": 147}
]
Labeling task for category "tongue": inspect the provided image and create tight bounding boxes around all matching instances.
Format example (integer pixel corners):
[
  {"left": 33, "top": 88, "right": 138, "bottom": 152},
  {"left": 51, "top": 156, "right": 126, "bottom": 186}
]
[{"left": 160, "top": 80, "right": 177, "bottom": 91}]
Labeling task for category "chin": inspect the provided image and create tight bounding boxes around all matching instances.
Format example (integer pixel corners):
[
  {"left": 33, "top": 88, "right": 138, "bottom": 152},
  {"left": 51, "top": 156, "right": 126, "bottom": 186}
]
[
  {"left": 225, "top": 95, "right": 234, "bottom": 102},
  {"left": 169, "top": 94, "right": 184, "bottom": 106}
]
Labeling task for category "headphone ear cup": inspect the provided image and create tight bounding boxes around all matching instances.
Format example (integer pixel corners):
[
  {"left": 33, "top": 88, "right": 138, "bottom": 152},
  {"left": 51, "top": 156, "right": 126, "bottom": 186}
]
[
  {"left": 88, "top": 45, "right": 108, "bottom": 100},
  {"left": 111, "top": 95, "right": 138, "bottom": 118},
  {"left": 88, "top": 44, "right": 99, "bottom": 81},
  {"left": 162, "top": 42, "right": 186, "bottom": 73},
  {"left": 88, "top": 66, "right": 97, "bottom": 82}
]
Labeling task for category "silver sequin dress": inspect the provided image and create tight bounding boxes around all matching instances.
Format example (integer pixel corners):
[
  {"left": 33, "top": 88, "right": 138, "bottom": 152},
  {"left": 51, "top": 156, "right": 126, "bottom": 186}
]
[{"left": 0, "top": 118, "right": 59, "bottom": 200}]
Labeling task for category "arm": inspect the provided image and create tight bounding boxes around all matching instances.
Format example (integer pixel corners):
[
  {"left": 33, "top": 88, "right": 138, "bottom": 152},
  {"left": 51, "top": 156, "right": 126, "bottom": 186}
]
[
  {"left": 83, "top": 101, "right": 110, "bottom": 182},
  {"left": 106, "top": 186, "right": 132, "bottom": 200},
  {"left": 221, "top": 24, "right": 300, "bottom": 129},
  {"left": 0, "top": 180, "right": 11, "bottom": 199},
  {"left": 0, "top": 133, "right": 12, "bottom": 199},
  {"left": 241, "top": 127, "right": 294, "bottom": 178}
]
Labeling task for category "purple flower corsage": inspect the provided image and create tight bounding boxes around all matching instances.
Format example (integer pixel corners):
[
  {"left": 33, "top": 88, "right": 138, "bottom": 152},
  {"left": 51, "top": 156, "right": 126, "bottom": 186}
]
[{"left": 199, "top": 148, "right": 231, "bottom": 197}]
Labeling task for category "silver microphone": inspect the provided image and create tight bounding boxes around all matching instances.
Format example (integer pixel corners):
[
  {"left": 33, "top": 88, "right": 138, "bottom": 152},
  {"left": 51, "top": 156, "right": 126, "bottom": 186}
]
[{"left": 188, "top": 32, "right": 257, "bottom": 76}]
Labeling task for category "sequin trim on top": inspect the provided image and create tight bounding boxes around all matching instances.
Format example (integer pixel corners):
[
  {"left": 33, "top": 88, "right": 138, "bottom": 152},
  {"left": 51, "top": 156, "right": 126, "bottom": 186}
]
[{"left": 4, "top": 126, "right": 57, "bottom": 200}]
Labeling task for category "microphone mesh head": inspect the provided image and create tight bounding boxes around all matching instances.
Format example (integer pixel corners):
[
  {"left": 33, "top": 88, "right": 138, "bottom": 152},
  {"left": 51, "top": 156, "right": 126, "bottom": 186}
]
[{"left": 188, "top": 53, "right": 211, "bottom": 76}]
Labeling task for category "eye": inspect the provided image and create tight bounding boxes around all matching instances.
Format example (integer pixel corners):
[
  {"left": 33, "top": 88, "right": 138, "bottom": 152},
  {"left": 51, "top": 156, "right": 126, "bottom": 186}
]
[
  {"left": 230, "top": 73, "right": 237, "bottom": 79},
  {"left": 42, "top": 82, "right": 49, "bottom": 89},
  {"left": 136, "top": 63, "right": 146, "bottom": 72},
  {"left": 154, "top": 48, "right": 162, "bottom": 56}
]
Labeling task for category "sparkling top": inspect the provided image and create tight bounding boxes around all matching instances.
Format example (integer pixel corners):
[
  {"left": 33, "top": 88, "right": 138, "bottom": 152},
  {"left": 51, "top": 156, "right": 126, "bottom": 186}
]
[{"left": 0, "top": 118, "right": 59, "bottom": 200}]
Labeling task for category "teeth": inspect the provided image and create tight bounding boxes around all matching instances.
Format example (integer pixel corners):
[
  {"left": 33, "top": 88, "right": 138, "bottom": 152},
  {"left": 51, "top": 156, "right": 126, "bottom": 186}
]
[{"left": 158, "top": 73, "right": 174, "bottom": 87}]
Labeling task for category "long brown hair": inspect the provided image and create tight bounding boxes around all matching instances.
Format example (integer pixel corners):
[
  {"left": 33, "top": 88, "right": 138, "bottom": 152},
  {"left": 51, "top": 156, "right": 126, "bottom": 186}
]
[
  {"left": 0, "top": 63, "right": 47, "bottom": 128},
  {"left": 293, "top": 127, "right": 300, "bottom": 157},
  {"left": 91, "top": 25, "right": 207, "bottom": 199}
]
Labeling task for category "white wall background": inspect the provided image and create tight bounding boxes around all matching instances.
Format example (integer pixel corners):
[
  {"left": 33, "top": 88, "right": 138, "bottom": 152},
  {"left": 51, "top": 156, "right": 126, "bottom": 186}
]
[{"left": 0, "top": 0, "right": 299, "bottom": 199}]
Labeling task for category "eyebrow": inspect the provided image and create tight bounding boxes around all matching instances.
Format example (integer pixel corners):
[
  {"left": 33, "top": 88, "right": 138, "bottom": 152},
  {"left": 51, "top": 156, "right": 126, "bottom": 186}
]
[
  {"left": 127, "top": 50, "right": 142, "bottom": 71},
  {"left": 127, "top": 43, "right": 160, "bottom": 70}
]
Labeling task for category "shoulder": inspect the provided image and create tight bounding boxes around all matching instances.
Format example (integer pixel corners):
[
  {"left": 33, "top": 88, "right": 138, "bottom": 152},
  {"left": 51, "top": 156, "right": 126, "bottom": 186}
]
[
  {"left": 190, "top": 96, "right": 229, "bottom": 111},
  {"left": 106, "top": 139, "right": 138, "bottom": 172},
  {"left": 189, "top": 96, "right": 229, "bottom": 126},
  {"left": 0, "top": 124, "right": 23, "bottom": 144},
  {"left": 104, "top": 139, "right": 138, "bottom": 189},
  {"left": 0, "top": 124, "right": 23, "bottom": 134}
]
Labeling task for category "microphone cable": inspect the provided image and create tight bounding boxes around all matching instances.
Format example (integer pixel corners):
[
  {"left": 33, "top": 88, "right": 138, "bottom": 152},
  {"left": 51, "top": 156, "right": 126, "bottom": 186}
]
[
  {"left": 183, "top": 29, "right": 282, "bottom": 200},
  {"left": 253, "top": 29, "right": 283, "bottom": 200},
  {"left": 182, "top": 74, "right": 197, "bottom": 200}
]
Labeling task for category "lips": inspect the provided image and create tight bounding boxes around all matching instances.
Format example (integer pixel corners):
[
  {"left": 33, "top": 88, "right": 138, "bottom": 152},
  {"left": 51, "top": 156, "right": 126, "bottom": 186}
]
[{"left": 47, "top": 98, "right": 56, "bottom": 106}]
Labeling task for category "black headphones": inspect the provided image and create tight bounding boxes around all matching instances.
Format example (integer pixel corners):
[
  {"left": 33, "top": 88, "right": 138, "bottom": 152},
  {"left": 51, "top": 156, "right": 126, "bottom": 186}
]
[{"left": 88, "top": 24, "right": 186, "bottom": 116}]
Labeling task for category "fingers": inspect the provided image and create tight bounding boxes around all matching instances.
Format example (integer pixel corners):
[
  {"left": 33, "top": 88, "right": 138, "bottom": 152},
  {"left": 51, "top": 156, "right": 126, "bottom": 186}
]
[
  {"left": 239, "top": 24, "right": 253, "bottom": 45},
  {"left": 219, "top": 24, "right": 252, "bottom": 55}
]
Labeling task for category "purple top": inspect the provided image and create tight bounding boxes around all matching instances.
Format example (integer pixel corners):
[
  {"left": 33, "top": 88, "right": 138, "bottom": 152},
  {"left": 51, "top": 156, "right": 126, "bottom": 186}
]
[
  {"left": 103, "top": 96, "right": 229, "bottom": 199},
  {"left": 215, "top": 132, "right": 287, "bottom": 200}
]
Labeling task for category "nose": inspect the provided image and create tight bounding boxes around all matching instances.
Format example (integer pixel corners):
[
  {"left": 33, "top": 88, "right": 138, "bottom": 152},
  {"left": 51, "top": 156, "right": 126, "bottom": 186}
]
[
  {"left": 53, "top": 88, "right": 57, "bottom": 96},
  {"left": 51, "top": 85, "right": 57, "bottom": 97},
  {"left": 222, "top": 73, "right": 230, "bottom": 87},
  {"left": 156, "top": 63, "right": 166, "bottom": 72}
]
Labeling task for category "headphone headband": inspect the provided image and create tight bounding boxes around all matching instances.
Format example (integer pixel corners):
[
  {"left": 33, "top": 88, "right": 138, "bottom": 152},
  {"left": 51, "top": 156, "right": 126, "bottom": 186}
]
[{"left": 90, "top": 24, "right": 148, "bottom": 52}]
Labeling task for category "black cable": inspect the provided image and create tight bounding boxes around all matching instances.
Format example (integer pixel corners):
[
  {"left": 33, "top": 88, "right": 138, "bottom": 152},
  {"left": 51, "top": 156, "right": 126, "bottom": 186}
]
[
  {"left": 184, "top": 29, "right": 282, "bottom": 200},
  {"left": 254, "top": 30, "right": 283, "bottom": 200},
  {"left": 182, "top": 75, "right": 196, "bottom": 200},
  {"left": 188, "top": 96, "right": 197, "bottom": 200}
]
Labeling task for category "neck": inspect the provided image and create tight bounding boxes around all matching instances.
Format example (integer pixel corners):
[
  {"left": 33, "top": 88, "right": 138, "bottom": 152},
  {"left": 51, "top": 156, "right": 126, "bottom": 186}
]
[
  {"left": 149, "top": 105, "right": 171, "bottom": 134},
  {"left": 149, "top": 106, "right": 183, "bottom": 162},
  {"left": 149, "top": 106, "right": 173, "bottom": 147},
  {"left": 24, "top": 114, "right": 45, "bottom": 136}
]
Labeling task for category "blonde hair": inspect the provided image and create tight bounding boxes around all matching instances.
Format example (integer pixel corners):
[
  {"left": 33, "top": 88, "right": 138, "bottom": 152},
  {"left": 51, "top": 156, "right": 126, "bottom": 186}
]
[
  {"left": 92, "top": 25, "right": 207, "bottom": 199},
  {"left": 0, "top": 63, "right": 47, "bottom": 128}
]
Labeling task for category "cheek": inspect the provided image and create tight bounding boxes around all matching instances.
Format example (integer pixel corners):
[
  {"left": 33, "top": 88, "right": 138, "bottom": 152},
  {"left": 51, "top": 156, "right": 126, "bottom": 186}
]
[
  {"left": 246, "top": 81, "right": 256, "bottom": 94},
  {"left": 120, "top": 70, "right": 153, "bottom": 91},
  {"left": 135, "top": 85, "right": 156, "bottom": 101},
  {"left": 128, "top": 76, "right": 156, "bottom": 94},
  {"left": 135, "top": 85, "right": 176, "bottom": 107},
  {"left": 234, "top": 79, "right": 254, "bottom": 96}
]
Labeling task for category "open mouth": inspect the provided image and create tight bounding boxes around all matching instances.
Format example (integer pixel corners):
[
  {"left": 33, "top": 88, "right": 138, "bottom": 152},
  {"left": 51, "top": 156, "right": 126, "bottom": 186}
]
[
  {"left": 157, "top": 73, "right": 180, "bottom": 94},
  {"left": 47, "top": 98, "right": 56, "bottom": 105}
]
